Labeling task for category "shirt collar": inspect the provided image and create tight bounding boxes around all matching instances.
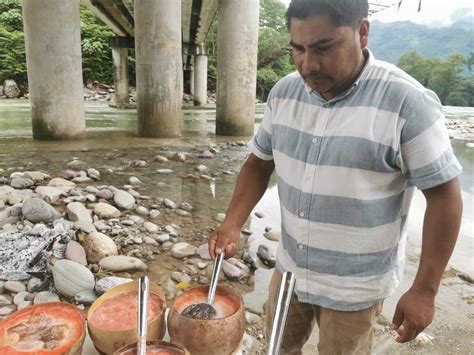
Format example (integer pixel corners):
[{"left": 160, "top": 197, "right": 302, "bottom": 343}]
[{"left": 353, "top": 47, "right": 373, "bottom": 87}]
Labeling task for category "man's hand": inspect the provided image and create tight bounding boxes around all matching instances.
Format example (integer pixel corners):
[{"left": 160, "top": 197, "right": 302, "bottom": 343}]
[
  {"left": 391, "top": 178, "right": 461, "bottom": 343},
  {"left": 208, "top": 223, "right": 241, "bottom": 259},
  {"left": 391, "top": 288, "right": 435, "bottom": 343}
]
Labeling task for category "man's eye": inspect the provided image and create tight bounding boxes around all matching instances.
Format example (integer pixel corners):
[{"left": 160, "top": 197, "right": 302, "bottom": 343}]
[{"left": 316, "top": 46, "right": 331, "bottom": 52}]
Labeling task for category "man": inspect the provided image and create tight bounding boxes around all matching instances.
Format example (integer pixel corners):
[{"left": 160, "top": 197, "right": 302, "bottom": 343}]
[{"left": 208, "top": 0, "right": 463, "bottom": 353}]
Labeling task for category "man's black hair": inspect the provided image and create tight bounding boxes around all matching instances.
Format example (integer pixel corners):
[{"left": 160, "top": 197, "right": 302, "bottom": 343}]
[{"left": 285, "top": 0, "right": 369, "bottom": 29}]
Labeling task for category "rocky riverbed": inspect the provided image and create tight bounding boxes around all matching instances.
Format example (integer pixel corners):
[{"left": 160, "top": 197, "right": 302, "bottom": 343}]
[
  {"left": 0, "top": 140, "right": 279, "bottom": 353},
  {"left": 0, "top": 116, "right": 473, "bottom": 354},
  {"left": 0, "top": 79, "right": 217, "bottom": 106}
]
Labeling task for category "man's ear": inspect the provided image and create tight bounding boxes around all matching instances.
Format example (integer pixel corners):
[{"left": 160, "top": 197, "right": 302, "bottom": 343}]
[{"left": 358, "top": 18, "right": 370, "bottom": 49}]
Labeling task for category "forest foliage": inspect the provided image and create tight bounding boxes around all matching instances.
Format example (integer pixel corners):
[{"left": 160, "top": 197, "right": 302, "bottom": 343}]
[{"left": 0, "top": 0, "right": 472, "bottom": 106}]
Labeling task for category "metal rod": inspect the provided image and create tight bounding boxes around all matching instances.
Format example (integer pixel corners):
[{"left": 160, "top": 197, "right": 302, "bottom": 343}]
[
  {"left": 137, "top": 276, "right": 150, "bottom": 355},
  {"left": 267, "top": 272, "right": 296, "bottom": 355},
  {"left": 207, "top": 252, "right": 224, "bottom": 305}
]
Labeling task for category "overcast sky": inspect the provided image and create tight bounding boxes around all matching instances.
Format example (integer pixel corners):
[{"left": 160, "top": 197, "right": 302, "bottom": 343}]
[{"left": 279, "top": 0, "right": 474, "bottom": 26}]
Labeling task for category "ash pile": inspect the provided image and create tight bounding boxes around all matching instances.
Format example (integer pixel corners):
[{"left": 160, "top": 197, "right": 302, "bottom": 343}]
[{"left": 0, "top": 219, "right": 74, "bottom": 281}]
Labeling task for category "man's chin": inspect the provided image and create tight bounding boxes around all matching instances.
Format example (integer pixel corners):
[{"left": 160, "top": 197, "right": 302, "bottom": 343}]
[{"left": 306, "top": 80, "right": 331, "bottom": 94}]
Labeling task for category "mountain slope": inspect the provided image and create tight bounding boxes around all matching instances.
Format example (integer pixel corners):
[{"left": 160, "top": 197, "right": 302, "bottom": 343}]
[{"left": 369, "top": 20, "right": 473, "bottom": 64}]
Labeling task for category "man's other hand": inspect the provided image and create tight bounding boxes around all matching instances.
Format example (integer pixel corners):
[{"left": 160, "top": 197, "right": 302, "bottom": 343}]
[{"left": 391, "top": 288, "right": 435, "bottom": 343}]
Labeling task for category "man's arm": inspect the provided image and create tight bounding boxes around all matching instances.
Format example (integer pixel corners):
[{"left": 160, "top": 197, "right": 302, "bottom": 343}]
[
  {"left": 392, "top": 177, "right": 463, "bottom": 342},
  {"left": 208, "top": 153, "right": 275, "bottom": 258}
]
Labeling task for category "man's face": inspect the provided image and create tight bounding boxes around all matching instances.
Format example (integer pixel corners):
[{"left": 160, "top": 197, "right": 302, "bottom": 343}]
[{"left": 289, "top": 14, "right": 369, "bottom": 100}]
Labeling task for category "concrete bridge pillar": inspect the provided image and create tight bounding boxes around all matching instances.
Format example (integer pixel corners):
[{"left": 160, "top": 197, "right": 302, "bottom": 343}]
[
  {"left": 22, "top": 0, "right": 85, "bottom": 140},
  {"left": 184, "top": 64, "right": 194, "bottom": 95},
  {"left": 111, "top": 47, "right": 130, "bottom": 108},
  {"left": 216, "top": 0, "right": 259, "bottom": 136},
  {"left": 135, "top": 0, "right": 183, "bottom": 138},
  {"left": 190, "top": 66, "right": 195, "bottom": 96},
  {"left": 194, "top": 47, "right": 208, "bottom": 106}
]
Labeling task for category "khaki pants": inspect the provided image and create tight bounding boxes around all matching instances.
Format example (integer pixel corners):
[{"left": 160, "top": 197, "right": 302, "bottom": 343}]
[{"left": 265, "top": 270, "right": 383, "bottom": 355}]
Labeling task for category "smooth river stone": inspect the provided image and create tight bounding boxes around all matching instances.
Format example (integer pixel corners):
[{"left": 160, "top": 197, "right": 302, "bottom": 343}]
[
  {"left": 23, "top": 171, "right": 49, "bottom": 182},
  {"left": 67, "top": 201, "right": 95, "bottom": 232},
  {"left": 36, "top": 186, "right": 64, "bottom": 204},
  {"left": 4, "top": 281, "right": 27, "bottom": 293},
  {"left": 257, "top": 245, "right": 276, "bottom": 268},
  {"left": 197, "top": 244, "right": 212, "bottom": 260},
  {"left": 48, "top": 177, "right": 76, "bottom": 187},
  {"left": 65, "top": 240, "right": 88, "bottom": 266},
  {"left": 99, "top": 255, "right": 148, "bottom": 272},
  {"left": 34, "top": 291, "right": 60, "bottom": 304},
  {"left": 171, "top": 243, "right": 197, "bottom": 259},
  {"left": 95, "top": 276, "right": 132, "bottom": 294},
  {"left": 143, "top": 221, "right": 159, "bottom": 233},
  {"left": 94, "top": 202, "right": 121, "bottom": 219},
  {"left": 263, "top": 230, "right": 280, "bottom": 242},
  {"left": 242, "top": 249, "right": 259, "bottom": 270},
  {"left": 222, "top": 258, "right": 250, "bottom": 281},
  {"left": 114, "top": 189, "right": 135, "bottom": 210},
  {"left": 83, "top": 231, "right": 118, "bottom": 264},
  {"left": 10, "top": 177, "right": 34, "bottom": 189},
  {"left": 74, "top": 290, "right": 98, "bottom": 305},
  {"left": 22, "top": 198, "right": 61, "bottom": 223},
  {"left": 52, "top": 259, "right": 95, "bottom": 297}
]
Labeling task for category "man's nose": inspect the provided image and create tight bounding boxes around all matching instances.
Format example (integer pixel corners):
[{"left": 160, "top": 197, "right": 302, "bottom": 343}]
[{"left": 301, "top": 51, "right": 321, "bottom": 73}]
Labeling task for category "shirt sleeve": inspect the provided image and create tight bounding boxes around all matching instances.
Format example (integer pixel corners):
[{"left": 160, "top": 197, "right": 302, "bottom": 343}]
[
  {"left": 399, "top": 89, "right": 462, "bottom": 190},
  {"left": 248, "top": 92, "right": 274, "bottom": 160}
]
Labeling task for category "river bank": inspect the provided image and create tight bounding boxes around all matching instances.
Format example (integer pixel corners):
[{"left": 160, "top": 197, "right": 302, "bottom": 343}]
[{"left": 0, "top": 101, "right": 473, "bottom": 354}]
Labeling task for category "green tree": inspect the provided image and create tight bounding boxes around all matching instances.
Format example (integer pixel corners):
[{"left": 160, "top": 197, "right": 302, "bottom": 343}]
[
  {"left": 80, "top": 5, "right": 115, "bottom": 84},
  {"left": 206, "top": 0, "right": 294, "bottom": 100},
  {"left": 256, "top": 0, "right": 293, "bottom": 101},
  {"left": 260, "top": 0, "right": 288, "bottom": 32},
  {"left": 466, "top": 52, "right": 474, "bottom": 72},
  {"left": 428, "top": 54, "right": 465, "bottom": 104},
  {"left": 0, "top": 1, "right": 117, "bottom": 87},
  {"left": 398, "top": 51, "right": 473, "bottom": 106},
  {"left": 397, "top": 51, "right": 433, "bottom": 87},
  {"left": 0, "top": 0, "right": 26, "bottom": 86},
  {"left": 205, "top": 19, "right": 218, "bottom": 91}
]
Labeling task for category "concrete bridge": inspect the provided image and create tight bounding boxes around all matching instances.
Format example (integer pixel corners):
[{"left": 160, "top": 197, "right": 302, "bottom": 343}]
[
  {"left": 21, "top": 0, "right": 398, "bottom": 140},
  {"left": 22, "top": 0, "right": 259, "bottom": 140}
]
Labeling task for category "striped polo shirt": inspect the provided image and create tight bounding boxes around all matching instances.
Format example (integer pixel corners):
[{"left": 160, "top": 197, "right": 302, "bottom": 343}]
[{"left": 248, "top": 48, "right": 462, "bottom": 311}]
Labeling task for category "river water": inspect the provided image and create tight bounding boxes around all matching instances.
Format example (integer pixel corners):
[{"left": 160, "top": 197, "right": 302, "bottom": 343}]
[{"left": 0, "top": 99, "right": 473, "bottom": 353}]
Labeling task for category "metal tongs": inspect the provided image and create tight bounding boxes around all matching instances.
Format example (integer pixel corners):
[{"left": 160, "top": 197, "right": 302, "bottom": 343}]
[
  {"left": 267, "top": 271, "right": 296, "bottom": 355},
  {"left": 137, "top": 275, "right": 150, "bottom": 355},
  {"left": 207, "top": 251, "right": 224, "bottom": 306}
]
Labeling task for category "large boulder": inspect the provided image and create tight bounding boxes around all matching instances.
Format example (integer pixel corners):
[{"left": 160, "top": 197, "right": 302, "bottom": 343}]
[{"left": 4, "top": 80, "right": 20, "bottom": 98}]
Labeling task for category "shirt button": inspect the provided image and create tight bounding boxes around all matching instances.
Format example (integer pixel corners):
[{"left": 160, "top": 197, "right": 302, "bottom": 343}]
[
  {"left": 305, "top": 176, "right": 311, "bottom": 182},
  {"left": 312, "top": 138, "right": 318, "bottom": 144},
  {"left": 299, "top": 211, "right": 305, "bottom": 217},
  {"left": 297, "top": 244, "right": 304, "bottom": 250}
]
